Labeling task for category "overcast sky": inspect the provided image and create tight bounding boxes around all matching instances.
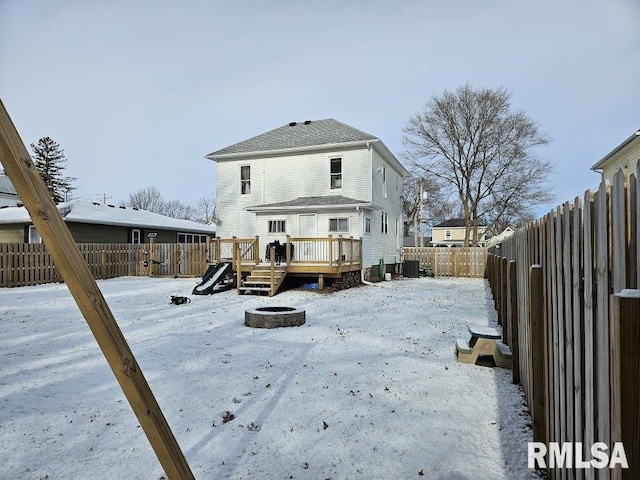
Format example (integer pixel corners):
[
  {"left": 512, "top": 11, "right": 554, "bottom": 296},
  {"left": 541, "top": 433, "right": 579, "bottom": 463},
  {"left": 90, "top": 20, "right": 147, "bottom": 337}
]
[{"left": 1, "top": 1, "right": 638, "bottom": 215}]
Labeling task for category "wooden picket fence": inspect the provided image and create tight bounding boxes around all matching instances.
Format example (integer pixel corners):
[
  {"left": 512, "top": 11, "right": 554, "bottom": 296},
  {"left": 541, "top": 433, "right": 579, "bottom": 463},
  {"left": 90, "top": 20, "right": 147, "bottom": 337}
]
[
  {"left": 0, "top": 243, "right": 211, "bottom": 287},
  {"left": 486, "top": 165, "right": 639, "bottom": 479},
  {"left": 402, "top": 246, "right": 487, "bottom": 277}
]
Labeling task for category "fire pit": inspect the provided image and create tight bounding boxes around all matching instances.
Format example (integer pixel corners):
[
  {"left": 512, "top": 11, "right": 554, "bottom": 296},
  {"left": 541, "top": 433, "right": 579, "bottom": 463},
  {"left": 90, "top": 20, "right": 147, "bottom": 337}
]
[{"left": 244, "top": 306, "right": 306, "bottom": 328}]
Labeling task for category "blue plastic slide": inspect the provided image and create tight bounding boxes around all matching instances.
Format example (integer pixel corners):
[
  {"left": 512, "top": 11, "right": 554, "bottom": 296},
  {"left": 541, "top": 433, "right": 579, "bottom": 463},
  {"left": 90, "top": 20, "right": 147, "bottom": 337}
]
[{"left": 192, "top": 262, "right": 233, "bottom": 295}]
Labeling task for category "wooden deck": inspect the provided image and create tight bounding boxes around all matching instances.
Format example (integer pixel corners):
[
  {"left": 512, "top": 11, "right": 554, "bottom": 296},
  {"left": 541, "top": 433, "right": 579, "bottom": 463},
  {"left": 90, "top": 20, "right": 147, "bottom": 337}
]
[{"left": 211, "top": 236, "right": 363, "bottom": 296}]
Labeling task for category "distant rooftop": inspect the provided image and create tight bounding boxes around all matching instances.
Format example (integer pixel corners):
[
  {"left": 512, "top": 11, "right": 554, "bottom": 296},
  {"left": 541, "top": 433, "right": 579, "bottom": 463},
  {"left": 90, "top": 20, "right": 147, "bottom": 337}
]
[
  {"left": 206, "top": 119, "right": 378, "bottom": 158},
  {"left": 433, "top": 218, "right": 487, "bottom": 228},
  {"left": 0, "top": 200, "right": 215, "bottom": 234},
  {"left": 0, "top": 175, "right": 18, "bottom": 196}
]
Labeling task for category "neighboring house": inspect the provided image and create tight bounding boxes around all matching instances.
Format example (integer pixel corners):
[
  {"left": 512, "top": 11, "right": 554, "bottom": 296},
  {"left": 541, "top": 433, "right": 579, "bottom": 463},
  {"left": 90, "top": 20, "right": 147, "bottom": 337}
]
[
  {"left": 0, "top": 200, "right": 215, "bottom": 244},
  {"left": 484, "top": 226, "right": 515, "bottom": 248},
  {"left": 403, "top": 236, "right": 432, "bottom": 247},
  {"left": 590, "top": 128, "right": 640, "bottom": 181},
  {"left": 205, "top": 118, "right": 409, "bottom": 274},
  {"left": 431, "top": 218, "right": 487, "bottom": 247},
  {"left": 0, "top": 175, "right": 20, "bottom": 207}
]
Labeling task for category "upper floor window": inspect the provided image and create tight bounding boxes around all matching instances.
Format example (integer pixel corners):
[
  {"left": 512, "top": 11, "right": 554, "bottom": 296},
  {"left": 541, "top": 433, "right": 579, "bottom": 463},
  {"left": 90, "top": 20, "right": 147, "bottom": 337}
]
[
  {"left": 330, "top": 158, "right": 342, "bottom": 189},
  {"left": 240, "top": 165, "right": 251, "bottom": 195},
  {"left": 365, "top": 217, "right": 371, "bottom": 234},
  {"left": 381, "top": 212, "right": 388, "bottom": 234},
  {"left": 329, "top": 217, "right": 349, "bottom": 232},
  {"left": 268, "top": 220, "right": 286, "bottom": 233}
]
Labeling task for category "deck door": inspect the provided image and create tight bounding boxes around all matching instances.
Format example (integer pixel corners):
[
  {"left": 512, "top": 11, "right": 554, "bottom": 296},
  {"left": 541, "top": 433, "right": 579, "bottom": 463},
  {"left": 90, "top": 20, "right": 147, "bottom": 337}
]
[{"left": 298, "top": 214, "right": 317, "bottom": 261}]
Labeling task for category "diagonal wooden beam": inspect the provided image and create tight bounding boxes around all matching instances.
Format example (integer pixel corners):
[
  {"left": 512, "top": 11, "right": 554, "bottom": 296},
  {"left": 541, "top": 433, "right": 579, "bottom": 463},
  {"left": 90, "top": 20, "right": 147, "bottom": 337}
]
[{"left": 0, "top": 100, "right": 194, "bottom": 479}]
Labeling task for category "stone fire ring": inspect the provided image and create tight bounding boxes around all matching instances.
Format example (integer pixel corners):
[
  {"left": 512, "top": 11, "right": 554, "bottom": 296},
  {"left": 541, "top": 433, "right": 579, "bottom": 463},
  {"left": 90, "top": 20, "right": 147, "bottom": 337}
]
[{"left": 244, "top": 306, "right": 306, "bottom": 328}]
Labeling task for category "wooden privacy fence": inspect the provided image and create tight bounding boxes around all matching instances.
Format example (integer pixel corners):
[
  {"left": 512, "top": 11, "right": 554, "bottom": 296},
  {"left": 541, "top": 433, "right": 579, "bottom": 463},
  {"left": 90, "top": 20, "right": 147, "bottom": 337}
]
[
  {"left": 487, "top": 166, "right": 639, "bottom": 479},
  {"left": 0, "top": 243, "right": 211, "bottom": 287},
  {"left": 402, "top": 246, "right": 487, "bottom": 277}
]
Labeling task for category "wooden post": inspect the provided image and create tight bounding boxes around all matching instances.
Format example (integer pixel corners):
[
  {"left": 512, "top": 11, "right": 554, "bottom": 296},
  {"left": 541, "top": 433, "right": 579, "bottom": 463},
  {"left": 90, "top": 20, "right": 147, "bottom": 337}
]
[
  {"left": 338, "top": 235, "right": 343, "bottom": 271},
  {"left": 328, "top": 235, "right": 333, "bottom": 267},
  {"left": 286, "top": 235, "right": 291, "bottom": 264},
  {"left": 349, "top": 236, "right": 354, "bottom": 271},
  {"left": 0, "top": 100, "right": 193, "bottom": 478},
  {"left": 530, "top": 264, "right": 547, "bottom": 445},
  {"left": 509, "top": 260, "right": 520, "bottom": 384},
  {"left": 610, "top": 290, "right": 640, "bottom": 480},
  {"left": 270, "top": 246, "right": 275, "bottom": 295},
  {"left": 236, "top": 245, "right": 242, "bottom": 294},
  {"left": 254, "top": 235, "right": 260, "bottom": 265}
]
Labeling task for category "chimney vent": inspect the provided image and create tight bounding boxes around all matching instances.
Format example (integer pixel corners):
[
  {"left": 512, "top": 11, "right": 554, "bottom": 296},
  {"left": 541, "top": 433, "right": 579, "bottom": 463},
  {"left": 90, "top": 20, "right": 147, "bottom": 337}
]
[
  {"left": 289, "top": 122, "right": 297, "bottom": 127},
  {"left": 304, "top": 120, "right": 311, "bottom": 125}
]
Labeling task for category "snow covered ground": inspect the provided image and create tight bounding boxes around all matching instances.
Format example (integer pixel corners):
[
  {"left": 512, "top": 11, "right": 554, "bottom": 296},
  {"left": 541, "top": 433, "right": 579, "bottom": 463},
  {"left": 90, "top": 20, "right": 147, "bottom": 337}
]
[{"left": 0, "top": 276, "right": 542, "bottom": 479}]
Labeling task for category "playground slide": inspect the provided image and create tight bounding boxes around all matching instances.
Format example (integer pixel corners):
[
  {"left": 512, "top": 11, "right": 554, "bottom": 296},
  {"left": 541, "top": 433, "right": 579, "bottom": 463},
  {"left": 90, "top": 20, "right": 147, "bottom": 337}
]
[{"left": 192, "top": 262, "right": 233, "bottom": 295}]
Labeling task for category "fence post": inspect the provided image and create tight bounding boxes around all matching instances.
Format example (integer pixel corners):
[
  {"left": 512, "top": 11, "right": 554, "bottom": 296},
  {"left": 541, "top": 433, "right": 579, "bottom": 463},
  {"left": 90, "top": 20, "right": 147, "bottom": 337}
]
[
  {"left": 101, "top": 250, "right": 107, "bottom": 279},
  {"left": 500, "top": 256, "right": 508, "bottom": 331},
  {"left": 530, "top": 264, "right": 547, "bottom": 445},
  {"left": 610, "top": 290, "right": 640, "bottom": 480},
  {"left": 510, "top": 260, "right": 520, "bottom": 384}
]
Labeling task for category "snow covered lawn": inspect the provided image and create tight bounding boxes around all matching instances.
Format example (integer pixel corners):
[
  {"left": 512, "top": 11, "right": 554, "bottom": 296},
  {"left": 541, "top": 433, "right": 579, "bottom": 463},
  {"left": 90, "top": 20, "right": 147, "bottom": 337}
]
[{"left": 1, "top": 276, "right": 540, "bottom": 479}]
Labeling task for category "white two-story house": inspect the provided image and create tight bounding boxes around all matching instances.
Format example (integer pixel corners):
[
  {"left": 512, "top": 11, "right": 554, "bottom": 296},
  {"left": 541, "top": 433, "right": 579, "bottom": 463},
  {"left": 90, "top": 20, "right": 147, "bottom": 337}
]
[{"left": 205, "top": 118, "right": 408, "bottom": 285}]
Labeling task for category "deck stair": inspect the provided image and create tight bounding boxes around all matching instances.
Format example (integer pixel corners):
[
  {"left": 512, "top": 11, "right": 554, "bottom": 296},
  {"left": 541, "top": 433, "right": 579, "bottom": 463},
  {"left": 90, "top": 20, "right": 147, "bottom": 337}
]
[{"left": 239, "top": 264, "right": 288, "bottom": 296}]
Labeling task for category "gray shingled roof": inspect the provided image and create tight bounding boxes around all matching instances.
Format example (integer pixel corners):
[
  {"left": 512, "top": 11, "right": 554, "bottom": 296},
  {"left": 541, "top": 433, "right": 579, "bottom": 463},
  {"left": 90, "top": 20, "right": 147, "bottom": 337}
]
[
  {"left": 207, "top": 119, "right": 378, "bottom": 158},
  {"left": 0, "top": 176, "right": 18, "bottom": 196},
  {"left": 434, "top": 218, "right": 486, "bottom": 228},
  {"left": 247, "top": 195, "right": 369, "bottom": 211}
]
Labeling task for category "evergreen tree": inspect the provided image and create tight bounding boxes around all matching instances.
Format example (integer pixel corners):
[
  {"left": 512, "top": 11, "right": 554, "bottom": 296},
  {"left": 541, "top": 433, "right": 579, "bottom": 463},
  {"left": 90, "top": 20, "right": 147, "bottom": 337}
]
[{"left": 30, "top": 137, "right": 76, "bottom": 203}]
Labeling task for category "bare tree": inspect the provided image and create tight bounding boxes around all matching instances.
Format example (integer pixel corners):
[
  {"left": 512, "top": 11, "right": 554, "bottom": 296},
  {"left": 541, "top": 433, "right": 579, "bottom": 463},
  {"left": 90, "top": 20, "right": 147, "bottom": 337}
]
[
  {"left": 162, "top": 199, "right": 195, "bottom": 220},
  {"left": 403, "top": 172, "right": 456, "bottom": 239},
  {"left": 402, "top": 84, "right": 552, "bottom": 245},
  {"left": 195, "top": 192, "right": 218, "bottom": 224},
  {"left": 127, "top": 186, "right": 164, "bottom": 212}
]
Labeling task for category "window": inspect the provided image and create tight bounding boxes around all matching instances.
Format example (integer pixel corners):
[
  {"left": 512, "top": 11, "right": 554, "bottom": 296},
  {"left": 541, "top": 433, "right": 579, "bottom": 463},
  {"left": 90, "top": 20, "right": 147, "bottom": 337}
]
[
  {"left": 365, "top": 216, "right": 371, "bottom": 234},
  {"left": 131, "top": 229, "right": 141, "bottom": 244},
  {"left": 382, "top": 165, "right": 387, "bottom": 198},
  {"left": 28, "top": 225, "right": 42, "bottom": 244},
  {"left": 240, "top": 165, "right": 251, "bottom": 194},
  {"left": 329, "top": 217, "right": 349, "bottom": 232},
  {"left": 330, "top": 158, "right": 342, "bottom": 189},
  {"left": 178, "top": 233, "right": 208, "bottom": 243},
  {"left": 381, "top": 212, "right": 388, "bottom": 234},
  {"left": 445, "top": 230, "right": 452, "bottom": 240},
  {"left": 268, "top": 220, "right": 286, "bottom": 233}
]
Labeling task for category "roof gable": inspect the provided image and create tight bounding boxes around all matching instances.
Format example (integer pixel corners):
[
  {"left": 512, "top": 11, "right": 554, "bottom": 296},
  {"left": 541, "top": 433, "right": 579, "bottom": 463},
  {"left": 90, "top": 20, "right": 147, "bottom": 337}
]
[{"left": 206, "top": 119, "right": 378, "bottom": 159}]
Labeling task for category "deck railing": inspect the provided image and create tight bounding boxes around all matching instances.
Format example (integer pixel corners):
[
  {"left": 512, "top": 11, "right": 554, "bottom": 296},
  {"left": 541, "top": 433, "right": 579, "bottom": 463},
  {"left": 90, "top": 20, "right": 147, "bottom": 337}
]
[{"left": 210, "top": 235, "right": 363, "bottom": 271}]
